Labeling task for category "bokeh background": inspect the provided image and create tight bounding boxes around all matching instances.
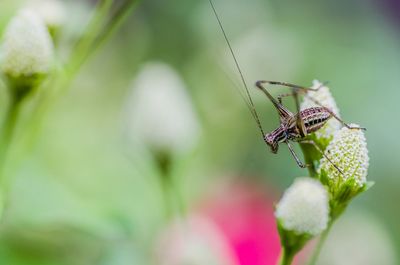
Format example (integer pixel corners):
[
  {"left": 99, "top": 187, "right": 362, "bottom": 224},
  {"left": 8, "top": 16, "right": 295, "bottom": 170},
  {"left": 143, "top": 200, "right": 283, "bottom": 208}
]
[{"left": 0, "top": 0, "right": 399, "bottom": 264}]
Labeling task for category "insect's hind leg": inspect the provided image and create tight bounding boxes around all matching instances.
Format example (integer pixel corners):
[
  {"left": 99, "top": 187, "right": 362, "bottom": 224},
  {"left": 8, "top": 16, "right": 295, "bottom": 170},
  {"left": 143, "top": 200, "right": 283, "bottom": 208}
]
[
  {"left": 299, "top": 139, "right": 345, "bottom": 176},
  {"left": 329, "top": 109, "right": 366, "bottom": 131},
  {"left": 256, "top": 80, "right": 327, "bottom": 94},
  {"left": 303, "top": 94, "right": 366, "bottom": 131},
  {"left": 259, "top": 80, "right": 329, "bottom": 105}
]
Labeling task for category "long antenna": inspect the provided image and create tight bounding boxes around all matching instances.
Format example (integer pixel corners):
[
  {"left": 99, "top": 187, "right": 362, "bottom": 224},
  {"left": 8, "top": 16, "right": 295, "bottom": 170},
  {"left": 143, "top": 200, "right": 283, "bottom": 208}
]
[{"left": 209, "top": 0, "right": 265, "bottom": 137}]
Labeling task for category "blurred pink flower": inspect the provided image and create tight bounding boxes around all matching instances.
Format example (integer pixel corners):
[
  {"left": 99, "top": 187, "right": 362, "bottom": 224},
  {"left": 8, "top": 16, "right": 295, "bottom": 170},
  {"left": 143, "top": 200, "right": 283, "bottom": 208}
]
[
  {"left": 154, "top": 214, "right": 240, "bottom": 265},
  {"left": 198, "top": 179, "right": 281, "bottom": 265}
]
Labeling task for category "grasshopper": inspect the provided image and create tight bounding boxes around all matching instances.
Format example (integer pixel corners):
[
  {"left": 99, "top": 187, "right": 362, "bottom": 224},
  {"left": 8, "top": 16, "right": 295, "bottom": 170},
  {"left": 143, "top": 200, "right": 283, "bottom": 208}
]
[{"left": 209, "top": 0, "right": 365, "bottom": 174}]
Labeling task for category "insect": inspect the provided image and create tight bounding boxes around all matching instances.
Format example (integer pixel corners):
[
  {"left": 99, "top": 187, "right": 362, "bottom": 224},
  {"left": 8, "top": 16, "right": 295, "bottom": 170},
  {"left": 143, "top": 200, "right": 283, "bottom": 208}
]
[{"left": 208, "top": 0, "right": 365, "bottom": 173}]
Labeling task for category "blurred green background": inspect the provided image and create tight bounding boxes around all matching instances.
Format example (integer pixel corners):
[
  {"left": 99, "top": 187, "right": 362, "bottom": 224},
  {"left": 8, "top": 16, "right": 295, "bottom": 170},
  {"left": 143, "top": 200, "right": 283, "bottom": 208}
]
[{"left": 0, "top": 0, "right": 399, "bottom": 264}]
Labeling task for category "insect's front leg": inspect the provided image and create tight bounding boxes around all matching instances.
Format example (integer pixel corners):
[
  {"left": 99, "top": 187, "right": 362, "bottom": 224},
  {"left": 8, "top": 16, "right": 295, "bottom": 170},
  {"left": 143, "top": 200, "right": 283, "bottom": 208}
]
[{"left": 286, "top": 141, "right": 309, "bottom": 168}]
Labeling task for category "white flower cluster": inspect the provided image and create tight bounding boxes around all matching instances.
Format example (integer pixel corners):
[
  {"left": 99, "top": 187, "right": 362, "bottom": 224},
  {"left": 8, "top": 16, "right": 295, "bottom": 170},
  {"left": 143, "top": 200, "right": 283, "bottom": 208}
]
[
  {"left": 1, "top": 9, "right": 53, "bottom": 77},
  {"left": 318, "top": 124, "right": 369, "bottom": 187},
  {"left": 275, "top": 177, "right": 329, "bottom": 236},
  {"left": 301, "top": 80, "right": 341, "bottom": 141},
  {"left": 26, "top": 0, "right": 66, "bottom": 30},
  {"left": 126, "top": 62, "right": 200, "bottom": 154}
]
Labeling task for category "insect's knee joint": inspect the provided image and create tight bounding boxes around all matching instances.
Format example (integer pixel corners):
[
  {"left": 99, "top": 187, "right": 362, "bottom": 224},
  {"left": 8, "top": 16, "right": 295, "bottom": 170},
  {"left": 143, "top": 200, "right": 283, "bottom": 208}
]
[{"left": 255, "top": 80, "right": 264, "bottom": 88}]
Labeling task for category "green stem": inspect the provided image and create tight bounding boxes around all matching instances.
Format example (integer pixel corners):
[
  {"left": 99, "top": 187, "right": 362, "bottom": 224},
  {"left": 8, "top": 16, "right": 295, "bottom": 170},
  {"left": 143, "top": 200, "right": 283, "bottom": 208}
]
[
  {"left": 278, "top": 247, "right": 295, "bottom": 265},
  {"left": 300, "top": 143, "right": 317, "bottom": 178},
  {"left": 68, "top": 0, "right": 142, "bottom": 76},
  {"left": 68, "top": 0, "right": 113, "bottom": 73},
  {"left": 91, "top": 0, "right": 141, "bottom": 53},
  {"left": 159, "top": 173, "right": 172, "bottom": 219},
  {"left": 0, "top": 95, "right": 23, "bottom": 186},
  {"left": 307, "top": 222, "right": 333, "bottom": 265},
  {"left": 155, "top": 152, "right": 185, "bottom": 219},
  {"left": 1, "top": 100, "right": 21, "bottom": 150}
]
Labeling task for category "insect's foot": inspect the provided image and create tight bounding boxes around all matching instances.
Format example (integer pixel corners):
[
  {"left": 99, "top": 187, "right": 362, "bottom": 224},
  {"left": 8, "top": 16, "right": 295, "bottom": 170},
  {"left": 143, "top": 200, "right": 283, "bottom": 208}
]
[
  {"left": 299, "top": 163, "right": 311, "bottom": 169},
  {"left": 348, "top": 126, "right": 367, "bottom": 131}
]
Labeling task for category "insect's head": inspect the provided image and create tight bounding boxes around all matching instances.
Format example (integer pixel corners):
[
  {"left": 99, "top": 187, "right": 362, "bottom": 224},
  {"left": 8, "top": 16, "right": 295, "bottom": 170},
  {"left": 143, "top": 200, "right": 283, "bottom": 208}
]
[{"left": 264, "top": 133, "right": 279, "bottom": 154}]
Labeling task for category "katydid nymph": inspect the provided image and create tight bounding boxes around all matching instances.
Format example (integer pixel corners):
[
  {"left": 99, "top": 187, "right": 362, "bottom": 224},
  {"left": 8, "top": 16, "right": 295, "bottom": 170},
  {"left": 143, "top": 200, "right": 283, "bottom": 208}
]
[{"left": 208, "top": 0, "right": 365, "bottom": 175}]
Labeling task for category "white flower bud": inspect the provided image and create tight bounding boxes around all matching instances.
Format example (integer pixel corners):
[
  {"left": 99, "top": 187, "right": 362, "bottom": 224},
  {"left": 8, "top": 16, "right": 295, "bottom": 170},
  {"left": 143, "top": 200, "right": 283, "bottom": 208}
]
[
  {"left": 125, "top": 62, "right": 200, "bottom": 154},
  {"left": 1, "top": 9, "right": 53, "bottom": 78},
  {"left": 301, "top": 80, "right": 341, "bottom": 141},
  {"left": 318, "top": 124, "right": 369, "bottom": 187},
  {"left": 26, "top": 0, "right": 66, "bottom": 30},
  {"left": 275, "top": 177, "right": 329, "bottom": 236}
]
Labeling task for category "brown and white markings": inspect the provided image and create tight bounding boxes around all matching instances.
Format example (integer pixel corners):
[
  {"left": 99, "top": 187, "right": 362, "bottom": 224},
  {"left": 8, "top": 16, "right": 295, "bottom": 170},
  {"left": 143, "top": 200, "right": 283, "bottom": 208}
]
[{"left": 209, "top": 0, "right": 365, "bottom": 174}]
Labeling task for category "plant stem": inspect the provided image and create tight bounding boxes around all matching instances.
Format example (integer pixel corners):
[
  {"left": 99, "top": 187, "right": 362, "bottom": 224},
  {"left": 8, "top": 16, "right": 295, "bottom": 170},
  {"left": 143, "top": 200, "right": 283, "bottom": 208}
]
[
  {"left": 91, "top": 0, "right": 141, "bottom": 53},
  {"left": 156, "top": 152, "right": 173, "bottom": 218},
  {"left": 1, "top": 99, "right": 21, "bottom": 151},
  {"left": 307, "top": 222, "right": 333, "bottom": 265},
  {"left": 155, "top": 152, "right": 185, "bottom": 219},
  {"left": 68, "top": 0, "right": 113, "bottom": 73},
  {"left": 278, "top": 247, "right": 295, "bottom": 265},
  {"left": 0, "top": 95, "right": 23, "bottom": 186},
  {"left": 300, "top": 143, "right": 317, "bottom": 178}
]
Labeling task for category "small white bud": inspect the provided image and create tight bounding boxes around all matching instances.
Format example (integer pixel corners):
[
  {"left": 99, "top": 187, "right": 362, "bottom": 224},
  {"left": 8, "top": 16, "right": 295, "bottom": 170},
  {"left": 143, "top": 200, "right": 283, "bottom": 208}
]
[
  {"left": 275, "top": 177, "right": 329, "bottom": 236},
  {"left": 26, "top": 0, "right": 66, "bottom": 30},
  {"left": 1, "top": 9, "right": 54, "bottom": 78},
  {"left": 318, "top": 124, "right": 369, "bottom": 187},
  {"left": 125, "top": 62, "right": 200, "bottom": 154},
  {"left": 301, "top": 80, "right": 341, "bottom": 141}
]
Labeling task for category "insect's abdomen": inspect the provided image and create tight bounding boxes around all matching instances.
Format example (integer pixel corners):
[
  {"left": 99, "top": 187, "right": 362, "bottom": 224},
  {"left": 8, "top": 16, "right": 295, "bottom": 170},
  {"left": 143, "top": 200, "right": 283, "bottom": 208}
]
[{"left": 300, "top": 107, "right": 332, "bottom": 133}]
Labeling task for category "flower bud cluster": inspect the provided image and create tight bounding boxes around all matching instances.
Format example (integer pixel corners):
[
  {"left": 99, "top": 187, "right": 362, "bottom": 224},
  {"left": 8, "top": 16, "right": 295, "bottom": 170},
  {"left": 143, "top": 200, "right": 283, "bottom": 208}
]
[
  {"left": 275, "top": 177, "right": 329, "bottom": 236},
  {"left": 1, "top": 9, "right": 53, "bottom": 79},
  {"left": 318, "top": 124, "right": 369, "bottom": 188},
  {"left": 126, "top": 62, "right": 200, "bottom": 155}
]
